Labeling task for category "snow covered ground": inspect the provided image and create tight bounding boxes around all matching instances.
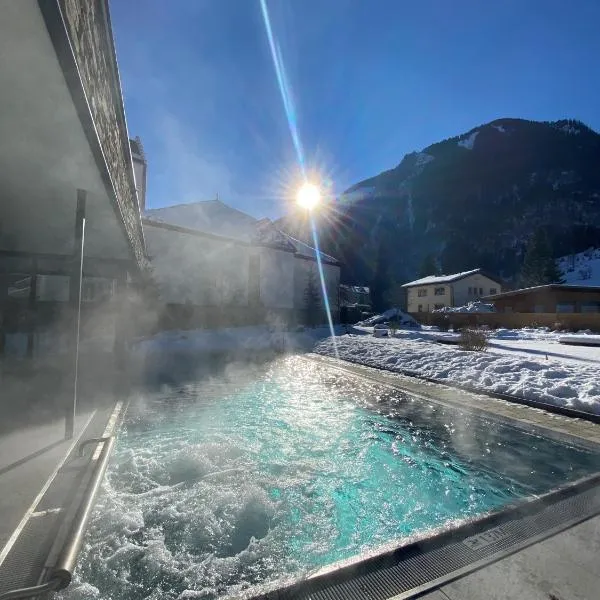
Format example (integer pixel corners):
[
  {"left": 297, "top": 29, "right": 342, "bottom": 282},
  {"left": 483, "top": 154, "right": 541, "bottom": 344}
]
[{"left": 315, "top": 327, "right": 600, "bottom": 415}]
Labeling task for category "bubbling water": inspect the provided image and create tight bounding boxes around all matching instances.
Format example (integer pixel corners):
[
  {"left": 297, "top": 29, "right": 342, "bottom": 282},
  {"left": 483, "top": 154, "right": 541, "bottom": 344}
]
[{"left": 60, "top": 357, "right": 599, "bottom": 599}]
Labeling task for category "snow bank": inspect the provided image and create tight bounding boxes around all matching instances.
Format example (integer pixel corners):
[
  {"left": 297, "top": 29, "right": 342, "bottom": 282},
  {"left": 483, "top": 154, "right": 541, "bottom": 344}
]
[
  {"left": 357, "top": 308, "right": 420, "bottom": 328},
  {"left": 433, "top": 301, "right": 496, "bottom": 313},
  {"left": 314, "top": 334, "right": 600, "bottom": 415}
]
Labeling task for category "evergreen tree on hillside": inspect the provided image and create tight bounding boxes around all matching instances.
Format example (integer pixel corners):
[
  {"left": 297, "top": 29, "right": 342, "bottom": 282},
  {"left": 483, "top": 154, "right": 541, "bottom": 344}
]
[
  {"left": 519, "top": 229, "right": 564, "bottom": 287},
  {"left": 304, "top": 266, "right": 321, "bottom": 327},
  {"left": 419, "top": 254, "right": 439, "bottom": 278},
  {"left": 370, "top": 242, "right": 390, "bottom": 311}
]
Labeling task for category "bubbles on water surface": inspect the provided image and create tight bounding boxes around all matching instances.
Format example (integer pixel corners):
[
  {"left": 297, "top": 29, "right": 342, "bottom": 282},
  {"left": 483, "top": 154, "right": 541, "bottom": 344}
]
[{"left": 60, "top": 357, "right": 600, "bottom": 600}]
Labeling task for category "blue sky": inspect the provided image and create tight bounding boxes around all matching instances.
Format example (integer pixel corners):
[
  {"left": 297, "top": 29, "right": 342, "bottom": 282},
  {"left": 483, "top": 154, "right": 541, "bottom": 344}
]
[{"left": 111, "top": 0, "right": 600, "bottom": 219}]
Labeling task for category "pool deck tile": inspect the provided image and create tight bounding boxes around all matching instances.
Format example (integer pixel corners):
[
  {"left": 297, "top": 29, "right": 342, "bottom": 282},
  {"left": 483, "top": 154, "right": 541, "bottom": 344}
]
[{"left": 423, "top": 515, "right": 600, "bottom": 600}]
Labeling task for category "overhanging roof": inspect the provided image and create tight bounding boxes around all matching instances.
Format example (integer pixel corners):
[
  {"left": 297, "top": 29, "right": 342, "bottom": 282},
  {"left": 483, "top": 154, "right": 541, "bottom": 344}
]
[
  {"left": 483, "top": 284, "right": 600, "bottom": 300},
  {"left": 402, "top": 268, "right": 501, "bottom": 288}
]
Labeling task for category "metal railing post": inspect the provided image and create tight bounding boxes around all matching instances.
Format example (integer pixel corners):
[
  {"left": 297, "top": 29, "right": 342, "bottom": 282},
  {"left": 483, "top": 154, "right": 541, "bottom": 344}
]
[{"left": 65, "top": 190, "right": 86, "bottom": 440}]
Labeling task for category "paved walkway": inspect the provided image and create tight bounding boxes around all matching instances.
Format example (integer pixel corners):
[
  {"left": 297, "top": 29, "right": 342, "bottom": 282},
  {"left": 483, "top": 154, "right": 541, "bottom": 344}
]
[
  {"left": 0, "top": 412, "right": 94, "bottom": 556},
  {"left": 420, "top": 514, "right": 600, "bottom": 600}
]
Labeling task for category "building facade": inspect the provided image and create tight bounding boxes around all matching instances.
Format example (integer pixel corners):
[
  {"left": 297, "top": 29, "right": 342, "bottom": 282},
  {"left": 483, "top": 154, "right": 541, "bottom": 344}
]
[
  {"left": 143, "top": 203, "right": 340, "bottom": 328},
  {"left": 483, "top": 285, "right": 600, "bottom": 313},
  {"left": 403, "top": 269, "right": 502, "bottom": 313}
]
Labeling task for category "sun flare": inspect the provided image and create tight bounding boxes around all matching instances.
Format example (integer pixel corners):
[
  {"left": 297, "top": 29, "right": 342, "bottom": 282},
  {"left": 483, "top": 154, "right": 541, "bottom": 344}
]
[{"left": 296, "top": 182, "right": 321, "bottom": 210}]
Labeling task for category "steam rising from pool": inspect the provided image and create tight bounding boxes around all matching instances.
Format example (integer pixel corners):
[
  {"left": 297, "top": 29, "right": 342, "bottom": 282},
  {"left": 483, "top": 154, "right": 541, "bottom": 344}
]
[{"left": 61, "top": 357, "right": 599, "bottom": 599}]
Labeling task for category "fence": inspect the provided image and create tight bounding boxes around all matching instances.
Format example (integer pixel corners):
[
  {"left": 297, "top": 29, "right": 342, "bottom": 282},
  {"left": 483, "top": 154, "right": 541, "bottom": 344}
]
[{"left": 411, "top": 311, "right": 600, "bottom": 332}]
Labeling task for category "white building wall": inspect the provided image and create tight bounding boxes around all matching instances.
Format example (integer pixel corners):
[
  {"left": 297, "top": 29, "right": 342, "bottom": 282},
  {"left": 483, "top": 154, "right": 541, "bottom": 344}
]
[
  {"left": 259, "top": 247, "right": 295, "bottom": 309},
  {"left": 144, "top": 224, "right": 249, "bottom": 306},
  {"left": 406, "top": 274, "right": 501, "bottom": 312}
]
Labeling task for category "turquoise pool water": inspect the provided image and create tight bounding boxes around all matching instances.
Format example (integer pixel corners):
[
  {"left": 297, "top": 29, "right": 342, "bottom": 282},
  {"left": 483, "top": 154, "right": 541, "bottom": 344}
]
[{"left": 63, "top": 357, "right": 599, "bottom": 600}]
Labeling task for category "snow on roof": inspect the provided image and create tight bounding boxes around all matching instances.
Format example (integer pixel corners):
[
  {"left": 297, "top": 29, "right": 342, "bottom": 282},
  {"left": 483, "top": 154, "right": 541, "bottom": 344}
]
[
  {"left": 340, "top": 284, "right": 370, "bottom": 293},
  {"left": 483, "top": 283, "right": 600, "bottom": 299},
  {"left": 491, "top": 124, "right": 506, "bottom": 133},
  {"left": 457, "top": 130, "right": 479, "bottom": 150},
  {"left": 144, "top": 200, "right": 334, "bottom": 259},
  {"left": 145, "top": 200, "right": 258, "bottom": 241},
  {"left": 402, "top": 268, "right": 485, "bottom": 287}
]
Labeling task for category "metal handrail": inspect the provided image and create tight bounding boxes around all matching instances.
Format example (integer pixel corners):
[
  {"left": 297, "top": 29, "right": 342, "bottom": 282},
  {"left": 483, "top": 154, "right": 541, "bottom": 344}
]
[
  {"left": 51, "top": 436, "right": 115, "bottom": 588},
  {"left": 0, "top": 576, "right": 63, "bottom": 600},
  {"left": 77, "top": 436, "right": 112, "bottom": 458}
]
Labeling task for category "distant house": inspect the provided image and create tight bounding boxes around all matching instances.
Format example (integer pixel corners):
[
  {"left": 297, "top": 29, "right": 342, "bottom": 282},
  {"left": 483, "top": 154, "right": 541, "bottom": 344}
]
[
  {"left": 402, "top": 269, "right": 502, "bottom": 313},
  {"left": 143, "top": 200, "right": 340, "bottom": 327},
  {"left": 483, "top": 285, "right": 600, "bottom": 314},
  {"left": 339, "top": 285, "right": 371, "bottom": 307}
]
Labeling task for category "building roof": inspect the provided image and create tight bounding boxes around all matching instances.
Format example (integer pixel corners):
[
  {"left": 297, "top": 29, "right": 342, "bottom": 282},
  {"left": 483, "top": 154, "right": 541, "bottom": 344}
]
[
  {"left": 281, "top": 234, "right": 340, "bottom": 265},
  {"left": 402, "top": 268, "right": 500, "bottom": 288},
  {"left": 482, "top": 284, "right": 600, "bottom": 300},
  {"left": 144, "top": 200, "right": 338, "bottom": 262},
  {"left": 340, "top": 284, "right": 370, "bottom": 293}
]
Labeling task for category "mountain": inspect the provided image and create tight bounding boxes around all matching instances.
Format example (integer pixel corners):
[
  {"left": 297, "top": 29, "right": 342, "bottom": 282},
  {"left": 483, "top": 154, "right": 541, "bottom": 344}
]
[
  {"left": 558, "top": 247, "right": 600, "bottom": 286},
  {"left": 276, "top": 118, "right": 600, "bottom": 303}
]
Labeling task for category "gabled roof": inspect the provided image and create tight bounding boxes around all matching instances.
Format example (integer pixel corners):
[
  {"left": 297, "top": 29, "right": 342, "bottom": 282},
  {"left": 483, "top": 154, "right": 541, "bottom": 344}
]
[
  {"left": 482, "top": 284, "right": 600, "bottom": 299},
  {"left": 145, "top": 200, "right": 258, "bottom": 241},
  {"left": 402, "top": 268, "right": 501, "bottom": 288},
  {"left": 143, "top": 200, "right": 339, "bottom": 261}
]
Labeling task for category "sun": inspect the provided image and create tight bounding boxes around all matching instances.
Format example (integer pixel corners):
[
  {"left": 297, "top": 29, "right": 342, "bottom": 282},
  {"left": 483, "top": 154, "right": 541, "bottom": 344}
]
[{"left": 296, "top": 182, "right": 321, "bottom": 210}]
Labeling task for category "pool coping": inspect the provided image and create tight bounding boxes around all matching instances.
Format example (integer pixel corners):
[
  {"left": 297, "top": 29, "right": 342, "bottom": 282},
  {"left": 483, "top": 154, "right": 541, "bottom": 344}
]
[
  {"left": 307, "top": 353, "right": 600, "bottom": 450},
  {"left": 243, "top": 354, "right": 600, "bottom": 600}
]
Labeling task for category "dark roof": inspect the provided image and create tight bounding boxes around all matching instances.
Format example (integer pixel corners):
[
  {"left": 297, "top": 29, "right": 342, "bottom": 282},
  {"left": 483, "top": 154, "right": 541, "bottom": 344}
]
[{"left": 482, "top": 284, "right": 600, "bottom": 300}]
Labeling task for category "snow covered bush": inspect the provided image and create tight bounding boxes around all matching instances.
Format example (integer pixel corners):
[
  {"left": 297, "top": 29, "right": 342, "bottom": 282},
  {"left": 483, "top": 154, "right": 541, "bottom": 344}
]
[{"left": 459, "top": 327, "right": 489, "bottom": 352}]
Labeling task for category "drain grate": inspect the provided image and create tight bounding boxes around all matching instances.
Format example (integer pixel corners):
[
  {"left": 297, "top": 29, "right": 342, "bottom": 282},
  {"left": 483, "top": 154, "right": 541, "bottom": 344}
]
[{"left": 254, "top": 480, "right": 600, "bottom": 600}]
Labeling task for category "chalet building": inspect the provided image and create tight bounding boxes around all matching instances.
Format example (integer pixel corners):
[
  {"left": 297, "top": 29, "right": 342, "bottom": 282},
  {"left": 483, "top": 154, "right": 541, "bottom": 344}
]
[
  {"left": 402, "top": 269, "right": 502, "bottom": 313},
  {"left": 483, "top": 285, "right": 600, "bottom": 314},
  {"left": 144, "top": 201, "right": 340, "bottom": 327}
]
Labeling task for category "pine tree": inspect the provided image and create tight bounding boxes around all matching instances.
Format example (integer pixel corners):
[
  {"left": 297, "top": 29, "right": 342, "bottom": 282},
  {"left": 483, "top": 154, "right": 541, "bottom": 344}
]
[
  {"left": 519, "top": 229, "right": 564, "bottom": 287},
  {"left": 370, "top": 241, "right": 390, "bottom": 312},
  {"left": 304, "top": 266, "right": 321, "bottom": 327}
]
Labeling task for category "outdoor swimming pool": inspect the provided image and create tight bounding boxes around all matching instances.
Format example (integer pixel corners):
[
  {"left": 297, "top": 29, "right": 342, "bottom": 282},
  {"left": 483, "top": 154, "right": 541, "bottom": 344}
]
[{"left": 62, "top": 356, "right": 599, "bottom": 599}]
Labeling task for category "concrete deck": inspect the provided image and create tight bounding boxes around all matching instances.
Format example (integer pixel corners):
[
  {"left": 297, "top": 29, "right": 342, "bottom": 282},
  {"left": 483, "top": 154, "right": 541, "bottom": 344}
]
[{"left": 419, "top": 514, "right": 600, "bottom": 600}]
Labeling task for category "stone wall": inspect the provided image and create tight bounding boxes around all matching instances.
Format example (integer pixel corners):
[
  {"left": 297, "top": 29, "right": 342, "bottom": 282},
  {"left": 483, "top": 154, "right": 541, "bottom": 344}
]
[{"left": 59, "top": 0, "right": 145, "bottom": 266}]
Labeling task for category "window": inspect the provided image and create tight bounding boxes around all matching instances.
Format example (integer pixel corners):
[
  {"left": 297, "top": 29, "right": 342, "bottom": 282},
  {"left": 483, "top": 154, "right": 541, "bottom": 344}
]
[
  {"left": 417, "top": 288, "right": 428, "bottom": 297},
  {"left": 489, "top": 287, "right": 497, "bottom": 295},
  {"left": 479, "top": 287, "right": 483, "bottom": 296},
  {"left": 468, "top": 286, "right": 472, "bottom": 295},
  {"left": 556, "top": 303, "right": 575, "bottom": 313},
  {"left": 418, "top": 304, "right": 423, "bottom": 312},
  {"left": 581, "top": 302, "right": 600, "bottom": 313},
  {"left": 434, "top": 287, "right": 445, "bottom": 295}
]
